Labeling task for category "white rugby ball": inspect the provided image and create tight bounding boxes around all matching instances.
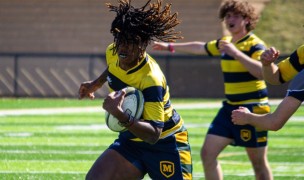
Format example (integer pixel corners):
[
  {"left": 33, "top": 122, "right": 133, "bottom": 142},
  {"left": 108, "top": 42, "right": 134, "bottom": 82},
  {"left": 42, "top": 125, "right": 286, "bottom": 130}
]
[{"left": 105, "top": 87, "right": 144, "bottom": 132}]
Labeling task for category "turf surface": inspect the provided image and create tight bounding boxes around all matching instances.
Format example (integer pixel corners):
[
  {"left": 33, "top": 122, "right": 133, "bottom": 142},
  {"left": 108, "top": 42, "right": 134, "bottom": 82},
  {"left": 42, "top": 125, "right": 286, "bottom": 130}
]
[{"left": 1, "top": 98, "right": 303, "bottom": 179}]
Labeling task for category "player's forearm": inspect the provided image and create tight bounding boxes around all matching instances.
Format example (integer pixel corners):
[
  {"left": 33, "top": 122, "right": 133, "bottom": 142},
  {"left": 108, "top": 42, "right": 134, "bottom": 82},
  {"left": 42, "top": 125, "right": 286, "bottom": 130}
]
[
  {"left": 170, "top": 42, "right": 206, "bottom": 55},
  {"left": 246, "top": 113, "right": 280, "bottom": 131},
  {"left": 91, "top": 69, "right": 108, "bottom": 90},
  {"left": 127, "top": 120, "right": 162, "bottom": 144},
  {"left": 262, "top": 63, "right": 282, "bottom": 85},
  {"left": 233, "top": 51, "right": 263, "bottom": 79}
]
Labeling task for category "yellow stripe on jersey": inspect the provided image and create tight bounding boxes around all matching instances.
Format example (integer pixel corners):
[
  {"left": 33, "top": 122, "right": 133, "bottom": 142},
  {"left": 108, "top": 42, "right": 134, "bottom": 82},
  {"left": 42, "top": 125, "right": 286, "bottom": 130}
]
[
  {"left": 257, "top": 137, "right": 267, "bottom": 143},
  {"left": 225, "top": 80, "right": 267, "bottom": 94},
  {"left": 175, "top": 129, "right": 189, "bottom": 144},
  {"left": 227, "top": 97, "right": 269, "bottom": 105},
  {"left": 278, "top": 59, "right": 299, "bottom": 82},
  {"left": 278, "top": 44, "right": 304, "bottom": 82},
  {"left": 251, "top": 49, "right": 265, "bottom": 60},
  {"left": 252, "top": 104, "right": 271, "bottom": 114},
  {"left": 221, "top": 60, "right": 247, "bottom": 72},
  {"left": 205, "top": 39, "right": 221, "bottom": 56},
  {"left": 179, "top": 150, "right": 192, "bottom": 165},
  {"left": 144, "top": 102, "right": 164, "bottom": 122}
]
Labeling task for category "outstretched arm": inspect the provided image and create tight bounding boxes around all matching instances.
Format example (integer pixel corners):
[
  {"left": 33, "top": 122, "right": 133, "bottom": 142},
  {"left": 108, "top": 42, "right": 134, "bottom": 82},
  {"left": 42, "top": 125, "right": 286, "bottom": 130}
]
[
  {"left": 231, "top": 96, "right": 302, "bottom": 131},
  {"left": 152, "top": 41, "right": 207, "bottom": 55}
]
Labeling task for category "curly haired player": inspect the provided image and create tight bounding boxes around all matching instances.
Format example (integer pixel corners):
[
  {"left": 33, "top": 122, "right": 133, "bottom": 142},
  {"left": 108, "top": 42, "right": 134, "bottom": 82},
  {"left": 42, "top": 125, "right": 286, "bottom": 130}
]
[
  {"left": 153, "top": 0, "right": 273, "bottom": 179},
  {"left": 78, "top": 0, "right": 192, "bottom": 179}
]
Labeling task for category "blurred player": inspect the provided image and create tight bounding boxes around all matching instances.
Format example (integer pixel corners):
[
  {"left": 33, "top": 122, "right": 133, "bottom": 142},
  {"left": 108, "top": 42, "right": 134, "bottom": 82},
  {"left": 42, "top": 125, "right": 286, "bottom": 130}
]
[
  {"left": 78, "top": 0, "right": 192, "bottom": 179},
  {"left": 232, "top": 45, "right": 304, "bottom": 130},
  {"left": 153, "top": 0, "right": 273, "bottom": 179}
]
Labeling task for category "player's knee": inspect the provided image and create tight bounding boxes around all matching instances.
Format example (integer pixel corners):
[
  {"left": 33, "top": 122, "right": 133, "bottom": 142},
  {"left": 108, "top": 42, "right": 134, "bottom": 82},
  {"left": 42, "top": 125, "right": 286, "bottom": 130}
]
[{"left": 200, "top": 146, "right": 211, "bottom": 163}]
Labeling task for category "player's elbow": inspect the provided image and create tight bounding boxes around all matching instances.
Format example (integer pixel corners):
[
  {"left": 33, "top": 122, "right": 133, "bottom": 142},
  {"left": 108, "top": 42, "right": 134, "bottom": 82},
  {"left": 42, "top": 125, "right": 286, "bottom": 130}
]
[
  {"left": 269, "top": 122, "right": 284, "bottom": 131},
  {"left": 146, "top": 137, "right": 159, "bottom": 145},
  {"left": 145, "top": 128, "right": 162, "bottom": 144},
  {"left": 145, "top": 134, "right": 160, "bottom": 144}
]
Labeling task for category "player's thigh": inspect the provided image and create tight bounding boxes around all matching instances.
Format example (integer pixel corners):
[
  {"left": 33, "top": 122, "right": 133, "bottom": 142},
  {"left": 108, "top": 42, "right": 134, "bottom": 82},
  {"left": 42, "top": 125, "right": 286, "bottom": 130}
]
[
  {"left": 86, "top": 149, "right": 143, "bottom": 180},
  {"left": 245, "top": 146, "right": 268, "bottom": 165},
  {"left": 201, "top": 134, "right": 233, "bottom": 158}
]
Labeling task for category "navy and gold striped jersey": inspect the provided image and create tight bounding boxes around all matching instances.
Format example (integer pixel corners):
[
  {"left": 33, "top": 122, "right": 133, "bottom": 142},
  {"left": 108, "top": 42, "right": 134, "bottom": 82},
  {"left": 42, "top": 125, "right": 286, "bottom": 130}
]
[
  {"left": 278, "top": 44, "right": 304, "bottom": 83},
  {"left": 204, "top": 33, "right": 268, "bottom": 105},
  {"left": 105, "top": 43, "right": 184, "bottom": 141}
]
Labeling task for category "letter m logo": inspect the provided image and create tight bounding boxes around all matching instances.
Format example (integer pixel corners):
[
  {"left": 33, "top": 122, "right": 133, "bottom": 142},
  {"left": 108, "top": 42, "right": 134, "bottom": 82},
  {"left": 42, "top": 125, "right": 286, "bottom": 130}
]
[{"left": 160, "top": 161, "right": 175, "bottom": 178}]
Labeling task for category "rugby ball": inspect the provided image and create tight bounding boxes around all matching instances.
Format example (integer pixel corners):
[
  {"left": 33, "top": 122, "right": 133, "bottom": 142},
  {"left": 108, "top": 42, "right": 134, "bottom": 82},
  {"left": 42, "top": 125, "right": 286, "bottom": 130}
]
[{"left": 105, "top": 87, "right": 144, "bottom": 132}]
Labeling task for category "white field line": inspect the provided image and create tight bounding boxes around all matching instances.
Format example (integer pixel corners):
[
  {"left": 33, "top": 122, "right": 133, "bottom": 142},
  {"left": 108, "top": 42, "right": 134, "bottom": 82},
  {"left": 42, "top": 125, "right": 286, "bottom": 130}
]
[
  {"left": 0, "top": 150, "right": 100, "bottom": 154},
  {"left": 0, "top": 99, "right": 283, "bottom": 116}
]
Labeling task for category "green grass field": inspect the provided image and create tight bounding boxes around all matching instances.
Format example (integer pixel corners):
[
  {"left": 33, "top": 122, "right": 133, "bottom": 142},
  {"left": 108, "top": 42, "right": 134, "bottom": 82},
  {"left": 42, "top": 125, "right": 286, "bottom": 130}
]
[{"left": 1, "top": 98, "right": 303, "bottom": 180}]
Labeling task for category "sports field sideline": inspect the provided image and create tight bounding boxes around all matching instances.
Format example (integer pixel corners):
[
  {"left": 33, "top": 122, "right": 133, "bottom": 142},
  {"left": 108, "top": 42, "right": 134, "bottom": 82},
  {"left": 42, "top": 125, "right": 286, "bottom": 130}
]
[{"left": 0, "top": 99, "right": 282, "bottom": 116}]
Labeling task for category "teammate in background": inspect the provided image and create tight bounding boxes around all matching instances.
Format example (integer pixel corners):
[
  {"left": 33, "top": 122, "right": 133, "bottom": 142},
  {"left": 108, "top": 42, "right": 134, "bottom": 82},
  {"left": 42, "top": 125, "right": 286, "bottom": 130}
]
[
  {"left": 153, "top": 0, "right": 273, "bottom": 179},
  {"left": 231, "top": 45, "right": 304, "bottom": 130},
  {"left": 78, "top": 0, "right": 192, "bottom": 179}
]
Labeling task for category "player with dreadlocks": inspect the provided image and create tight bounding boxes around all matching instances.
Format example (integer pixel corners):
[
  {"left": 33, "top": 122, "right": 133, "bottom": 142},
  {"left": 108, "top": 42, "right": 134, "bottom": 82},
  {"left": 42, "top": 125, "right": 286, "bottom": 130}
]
[{"left": 78, "top": 0, "right": 193, "bottom": 179}]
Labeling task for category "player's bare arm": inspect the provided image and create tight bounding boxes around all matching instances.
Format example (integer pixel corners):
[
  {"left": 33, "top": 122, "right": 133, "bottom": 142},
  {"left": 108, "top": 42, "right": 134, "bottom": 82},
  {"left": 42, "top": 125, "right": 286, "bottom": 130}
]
[
  {"left": 153, "top": 41, "right": 206, "bottom": 55},
  {"left": 232, "top": 96, "right": 302, "bottom": 131},
  {"left": 78, "top": 69, "right": 108, "bottom": 100},
  {"left": 261, "top": 47, "right": 282, "bottom": 85}
]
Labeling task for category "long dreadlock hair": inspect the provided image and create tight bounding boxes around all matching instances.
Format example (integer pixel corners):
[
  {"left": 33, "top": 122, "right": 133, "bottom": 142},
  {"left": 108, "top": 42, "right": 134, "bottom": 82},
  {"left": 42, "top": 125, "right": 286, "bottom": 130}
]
[{"left": 106, "top": 0, "right": 182, "bottom": 55}]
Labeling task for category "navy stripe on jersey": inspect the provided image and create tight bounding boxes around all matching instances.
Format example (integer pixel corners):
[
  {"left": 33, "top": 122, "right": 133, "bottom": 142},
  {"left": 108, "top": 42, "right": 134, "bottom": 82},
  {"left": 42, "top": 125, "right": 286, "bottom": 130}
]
[
  {"left": 127, "top": 56, "right": 148, "bottom": 74},
  {"left": 289, "top": 50, "right": 304, "bottom": 72},
  {"left": 162, "top": 110, "right": 180, "bottom": 131},
  {"left": 223, "top": 72, "right": 258, "bottom": 82},
  {"left": 226, "top": 88, "right": 268, "bottom": 102},
  {"left": 150, "top": 120, "right": 165, "bottom": 128},
  {"left": 287, "top": 90, "right": 304, "bottom": 101},
  {"left": 249, "top": 43, "right": 266, "bottom": 56},
  {"left": 278, "top": 71, "right": 286, "bottom": 84},
  {"left": 142, "top": 86, "right": 165, "bottom": 102},
  {"left": 107, "top": 72, "right": 129, "bottom": 91},
  {"left": 164, "top": 100, "right": 171, "bottom": 109},
  {"left": 215, "top": 39, "right": 220, "bottom": 49},
  {"left": 222, "top": 43, "right": 265, "bottom": 60},
  {"left": 222, "top": 53, "right": 234, "bottom": 60}
]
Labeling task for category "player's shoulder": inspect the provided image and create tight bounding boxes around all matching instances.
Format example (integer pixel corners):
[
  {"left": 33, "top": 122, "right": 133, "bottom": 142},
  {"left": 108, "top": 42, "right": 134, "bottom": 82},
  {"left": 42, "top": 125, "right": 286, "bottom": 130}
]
[
  {"left": 296, "top": 44, "right": 304, "bottom": 56},
  {"left": 141, "top": 56, "right": 165, "bottom": 87},
  {"left": 248, "top": 33, "right": 266, "bottom": 44},
  {"left": 106, "top": 43, "right": 117, "bottom": 65},
  {"left": 106, "top": 43, "right": 115, "bottom": 56},
  {"left": 245, "top": 34, "right": 267, "bottom": 51}
]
